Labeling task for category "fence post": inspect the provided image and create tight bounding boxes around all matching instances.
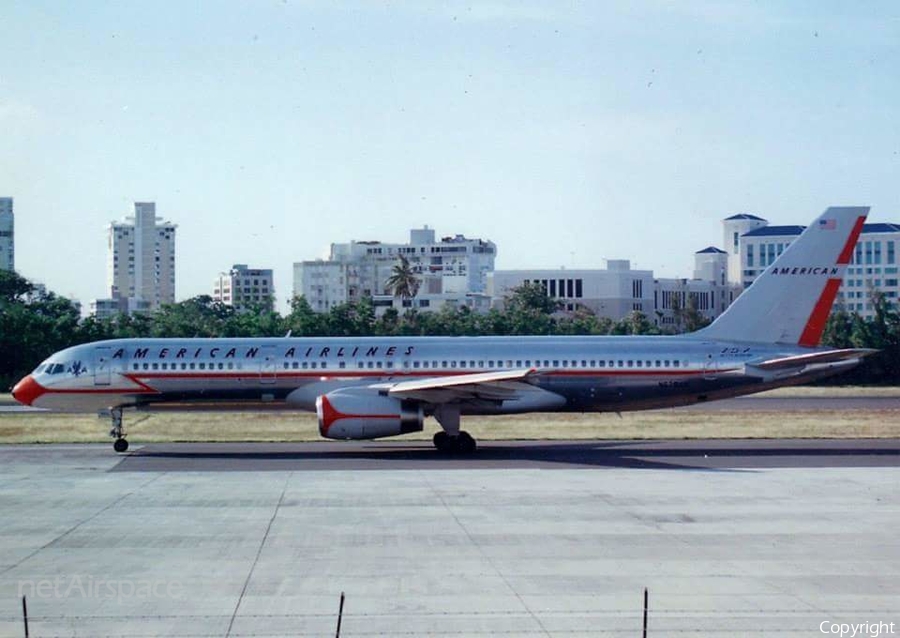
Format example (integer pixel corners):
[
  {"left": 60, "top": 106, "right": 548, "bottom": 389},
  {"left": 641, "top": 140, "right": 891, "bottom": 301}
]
[
  {"left": 335, "top": 591, "right": 345, "bottom": 638},
  {"left": 642, "top": 587, "right": 648, "bottom": 638}
]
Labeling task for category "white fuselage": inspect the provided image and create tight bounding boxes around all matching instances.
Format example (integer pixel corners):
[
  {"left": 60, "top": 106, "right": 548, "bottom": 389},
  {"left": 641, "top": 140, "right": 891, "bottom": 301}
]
[{"left": 19, "top": 335, "right": 854, "bottom": 415}]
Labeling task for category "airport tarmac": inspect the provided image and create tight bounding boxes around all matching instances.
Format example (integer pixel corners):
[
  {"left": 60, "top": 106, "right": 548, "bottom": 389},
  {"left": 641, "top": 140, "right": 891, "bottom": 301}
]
[{"left": 0, "top": 441, "right": 898, "bottom": 637}]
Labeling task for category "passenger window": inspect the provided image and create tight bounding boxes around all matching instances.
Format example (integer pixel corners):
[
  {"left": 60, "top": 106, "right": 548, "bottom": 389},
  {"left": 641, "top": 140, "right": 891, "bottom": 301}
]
[
  {"left": 321, "top": 362, "right": 327, "bottom": 369},
  {"left": 376, "top": 361, "right": 382, "bottom": 369},
  {"left": 413, "top": 361, "right": 420, "bottom": 369},
  {"left": 636, "top": 361, "right": 642, "bottom": 368},
  {"left": 189, "top": 363, "right": 195, "bottom": 370},
  {"left": 311, "top": 362, "right": 317, "bottom": 369},
  {"left": 339, "top": 362, "right": 346, "bottom": 369},
  {"left": 199, "top": 363, "right": 205, "bottom": 370},
  {"left": 218, "top": 363, "right": 224, "bottom": 370},
  {"left": 302, "top": 362, "right": 309, "bottom": 369}
]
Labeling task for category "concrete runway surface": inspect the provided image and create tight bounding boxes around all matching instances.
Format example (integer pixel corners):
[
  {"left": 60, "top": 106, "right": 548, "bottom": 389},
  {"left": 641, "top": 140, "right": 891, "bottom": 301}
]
[{"left": 0, "top": 441, "right": 898, "bottom": 637}]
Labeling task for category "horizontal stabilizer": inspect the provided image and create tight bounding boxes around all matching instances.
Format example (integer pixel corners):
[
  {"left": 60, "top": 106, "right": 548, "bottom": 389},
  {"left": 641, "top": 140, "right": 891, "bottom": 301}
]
[{"left": 752, "top": 348, "right": 878, "bottom": 371}]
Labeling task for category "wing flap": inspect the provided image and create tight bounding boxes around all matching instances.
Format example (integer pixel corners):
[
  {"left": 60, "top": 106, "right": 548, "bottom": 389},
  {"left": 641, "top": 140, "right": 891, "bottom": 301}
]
[
  {"left": 753, "top": 348, "right": 878, "bottom": 371},
  {"left": 388, "top": 368, "right": 536, "bottom": 402}
]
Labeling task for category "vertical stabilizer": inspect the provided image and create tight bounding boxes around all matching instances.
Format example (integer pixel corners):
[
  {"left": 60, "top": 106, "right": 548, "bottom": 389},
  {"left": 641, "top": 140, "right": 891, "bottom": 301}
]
[{"left": 694, "top": 206, "right": 869, "bottom": 345}]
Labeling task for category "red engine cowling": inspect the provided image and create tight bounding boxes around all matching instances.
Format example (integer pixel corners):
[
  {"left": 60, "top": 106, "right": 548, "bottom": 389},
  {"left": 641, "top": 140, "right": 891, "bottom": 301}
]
[{"left": 316, "top": 388, "right": 424, "bottom": 440}]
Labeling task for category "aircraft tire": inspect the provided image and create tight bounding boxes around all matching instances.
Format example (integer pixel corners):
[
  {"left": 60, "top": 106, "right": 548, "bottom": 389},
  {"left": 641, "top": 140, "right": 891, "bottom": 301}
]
[
  {"left": 457, "top": 431, "right": 477, "bottom": 454},
  {"left": 433, "top": 431, "right": 452, "bottom": 452},
  {"left": 113, "top": 438, "right": 129, "bottom": 453}
]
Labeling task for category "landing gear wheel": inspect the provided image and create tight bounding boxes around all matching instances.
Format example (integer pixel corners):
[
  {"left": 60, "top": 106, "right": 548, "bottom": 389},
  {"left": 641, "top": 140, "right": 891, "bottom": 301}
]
[
  {"left": 432, "top": 430, "right": 477, "bottom": 454},
  {"left": 433, "top": 431, "right": 452, "bottom": 453},
  {"left": 457, "top": 431, "right": 476, "bottom": 454},
  {"left": 108, "top": 408, "right": 127, "bottom": 453}
]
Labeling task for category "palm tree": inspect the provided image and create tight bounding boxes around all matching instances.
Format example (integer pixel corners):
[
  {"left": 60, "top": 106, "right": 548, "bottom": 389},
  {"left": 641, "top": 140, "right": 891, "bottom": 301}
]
[{"left": 385, "top": 255, "right": 420, "bottom": 303}]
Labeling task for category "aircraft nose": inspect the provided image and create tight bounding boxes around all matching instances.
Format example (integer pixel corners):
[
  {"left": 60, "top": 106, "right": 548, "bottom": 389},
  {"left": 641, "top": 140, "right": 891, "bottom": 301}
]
[{"left": 12, "top": 375, "right": 46, "bottom": 407}]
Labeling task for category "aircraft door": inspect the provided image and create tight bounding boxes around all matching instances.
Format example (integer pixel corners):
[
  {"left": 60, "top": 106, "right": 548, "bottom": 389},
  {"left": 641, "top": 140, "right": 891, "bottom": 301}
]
[
  {"left": 703, "top": 353, "right": 718, "bottom": 380},
  {"left": 259, "top": 345, "right": 278, "bottom": 385},
  {"left": 93, "top": 347, "right": 112, "bottom": 386}
]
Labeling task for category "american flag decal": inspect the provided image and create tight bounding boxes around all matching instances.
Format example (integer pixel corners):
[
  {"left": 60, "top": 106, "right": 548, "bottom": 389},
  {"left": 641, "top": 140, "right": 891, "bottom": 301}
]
[{"left": 819, "top": 218, "right": 836, "bottom": 230}]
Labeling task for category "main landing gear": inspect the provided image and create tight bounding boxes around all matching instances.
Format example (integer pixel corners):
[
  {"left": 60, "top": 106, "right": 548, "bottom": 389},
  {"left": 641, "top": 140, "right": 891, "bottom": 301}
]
[
  {"left": 108, "top": 408, "right": 129, "bottom": 453},
  {"left": 432, "top": 404, "right": 477, "bottom": 454},
  {"left": 432, "top": 431, "right": 477, "bottom": 454}
]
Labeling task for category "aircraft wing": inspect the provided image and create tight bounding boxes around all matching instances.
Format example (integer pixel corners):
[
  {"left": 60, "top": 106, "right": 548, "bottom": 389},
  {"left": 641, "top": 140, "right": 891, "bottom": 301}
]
[
  {"left": 751, "top": 348, "right": 878, "bottom": 371},
  {"left": 387, "top": 368, "right": 538, "bottom": 403}
]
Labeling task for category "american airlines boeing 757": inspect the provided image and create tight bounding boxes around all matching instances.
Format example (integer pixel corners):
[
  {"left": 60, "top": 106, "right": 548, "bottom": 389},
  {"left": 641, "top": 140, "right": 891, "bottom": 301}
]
[{"left": 12, "top": 207, "right": 876, "bottom": 453}]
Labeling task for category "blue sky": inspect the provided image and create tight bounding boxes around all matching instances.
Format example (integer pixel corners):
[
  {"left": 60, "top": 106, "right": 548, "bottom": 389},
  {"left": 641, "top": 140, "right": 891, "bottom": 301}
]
[{"left": 2, "top": 1, "right": 898, "bottom": 311}]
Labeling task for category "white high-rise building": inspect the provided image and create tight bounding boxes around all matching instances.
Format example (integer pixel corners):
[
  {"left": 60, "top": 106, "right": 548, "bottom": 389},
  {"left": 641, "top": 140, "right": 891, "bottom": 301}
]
[
  {"left": 722, "top": 213, "right": 766, "bottom": 284},
  {"left": 103, "top": 202, "right": 177, "bottom": 313},
  {"left": 0, "top": 197, "right": 13, "bottom": 272},
  {"left": 294, "top": 227, "right": 496, "bottom": 314},
  {"left": 213, "top": 264, "right": 275, "bottom": 312}
]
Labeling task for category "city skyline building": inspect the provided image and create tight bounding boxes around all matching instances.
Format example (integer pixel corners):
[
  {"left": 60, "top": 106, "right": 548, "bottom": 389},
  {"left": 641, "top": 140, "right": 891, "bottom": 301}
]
[
  {"left": 213, "top": 264, "right": 275, "bottom": 312},
  {"left": 92, "top": 202, "right": 176, "bottom": 316},
  {"left": 489, "top": 251, "right": 739, "bottom": 327},
  {"left": 293, "top": 226, "right": 496, "bottom": 314},
  {"left": 0, "top": 197, "right": 13, "bottom": 272}
]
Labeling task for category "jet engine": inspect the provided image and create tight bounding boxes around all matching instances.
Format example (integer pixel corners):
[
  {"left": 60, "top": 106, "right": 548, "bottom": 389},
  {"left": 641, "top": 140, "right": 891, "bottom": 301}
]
[{"left": 316, "top": 388, "right": 424, "bottom": 440}]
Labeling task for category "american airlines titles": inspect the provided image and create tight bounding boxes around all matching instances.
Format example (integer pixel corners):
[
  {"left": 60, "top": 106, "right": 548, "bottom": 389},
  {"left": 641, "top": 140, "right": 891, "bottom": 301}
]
[
  {"left": 111, "top": 345, "right": 417, "bottom": 361},
  {"left": 769, "top": 266, "right": 841, "bottom": 276}
]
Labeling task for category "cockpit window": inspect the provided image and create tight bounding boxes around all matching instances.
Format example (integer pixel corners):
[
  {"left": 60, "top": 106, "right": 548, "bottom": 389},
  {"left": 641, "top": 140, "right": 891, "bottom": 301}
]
[{"left": 43, "top": 363, "right": 66, "bottom": 374}]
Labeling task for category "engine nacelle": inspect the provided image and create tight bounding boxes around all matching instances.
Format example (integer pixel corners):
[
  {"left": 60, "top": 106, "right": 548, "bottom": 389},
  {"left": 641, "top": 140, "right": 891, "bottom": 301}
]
[{"left": 316, "top": 388, "right": 424, "bottom": 440}]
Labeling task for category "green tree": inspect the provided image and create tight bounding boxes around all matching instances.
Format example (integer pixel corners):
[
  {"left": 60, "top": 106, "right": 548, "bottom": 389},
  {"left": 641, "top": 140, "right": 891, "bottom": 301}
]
[{"left": 503, "top": 282, "right": 558, "bottom": 334}]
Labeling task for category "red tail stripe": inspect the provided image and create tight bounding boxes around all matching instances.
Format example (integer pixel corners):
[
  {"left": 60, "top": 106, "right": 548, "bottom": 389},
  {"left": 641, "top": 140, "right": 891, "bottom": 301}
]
[
  {"left": 798, "top": 278, "right": 843, "bottom": 347},
  {"left": 837, "top": 216, "right": 867, "bottom": 265}
]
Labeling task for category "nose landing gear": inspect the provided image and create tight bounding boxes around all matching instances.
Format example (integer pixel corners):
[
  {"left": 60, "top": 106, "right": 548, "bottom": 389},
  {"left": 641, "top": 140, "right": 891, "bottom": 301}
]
[{"left": 108, "top": 408, "right": 128, "bottom": 453}]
